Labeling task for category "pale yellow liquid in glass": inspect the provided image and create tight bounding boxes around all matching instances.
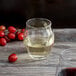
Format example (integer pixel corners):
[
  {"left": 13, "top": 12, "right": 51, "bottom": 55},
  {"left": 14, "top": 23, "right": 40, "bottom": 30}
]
[{"left": 24, "top": 34, "right": 54, "bottom": 59}]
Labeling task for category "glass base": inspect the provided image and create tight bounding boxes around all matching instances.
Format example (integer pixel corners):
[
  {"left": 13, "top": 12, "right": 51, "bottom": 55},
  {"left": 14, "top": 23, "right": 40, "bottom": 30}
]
[{"left": 29, "top": 54, "right": 47, "bottom": 60}]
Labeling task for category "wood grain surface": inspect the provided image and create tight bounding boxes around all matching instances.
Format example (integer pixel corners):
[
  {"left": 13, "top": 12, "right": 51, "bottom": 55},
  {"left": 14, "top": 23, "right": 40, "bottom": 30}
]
[{"left": 0, "top": 29, "right": 76, "bottom": 76}]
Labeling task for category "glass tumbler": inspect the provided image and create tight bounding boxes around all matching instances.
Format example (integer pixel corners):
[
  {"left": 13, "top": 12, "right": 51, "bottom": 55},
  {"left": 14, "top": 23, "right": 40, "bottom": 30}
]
[
  {"left": 56, "top": 48, "right": 76, "bottom": 76},
  {"left": 24, "top": 18, "right": 54, "bottom": 60}
]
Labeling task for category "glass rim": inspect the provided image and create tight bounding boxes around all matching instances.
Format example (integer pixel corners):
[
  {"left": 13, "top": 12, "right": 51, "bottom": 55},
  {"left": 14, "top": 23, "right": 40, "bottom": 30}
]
[
  {"left": 26, "top": 18, "right": 52, "bottom": 29},
  {"left": 61, "top": 48, "right": 76, "bottom": 65}
]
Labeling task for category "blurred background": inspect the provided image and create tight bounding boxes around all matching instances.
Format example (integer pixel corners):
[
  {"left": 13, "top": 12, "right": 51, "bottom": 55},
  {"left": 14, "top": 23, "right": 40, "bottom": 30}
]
[{"left": 0, "top": 0, "right": 76, "bottom": 28}]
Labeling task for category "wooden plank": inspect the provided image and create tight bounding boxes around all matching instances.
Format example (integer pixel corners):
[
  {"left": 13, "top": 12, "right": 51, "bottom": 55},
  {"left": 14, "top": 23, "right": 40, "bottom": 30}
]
[
  {"left": 0, "top": 67, "right": 56, "bottom": 76},
  {"left": 0, "top": 49, "right": 60, "bottom": 66},
  {"left": 54, "top": 29, "right": 76, "bottom": 42},
  {"left": 0, "top": 74, "right": 55, "bottom": 76}
]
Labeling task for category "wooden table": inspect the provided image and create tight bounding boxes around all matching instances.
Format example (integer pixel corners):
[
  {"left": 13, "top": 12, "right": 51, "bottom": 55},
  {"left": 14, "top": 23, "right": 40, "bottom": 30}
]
[{"left": 0, "top": 29, "right": 76, "bottom": 76}]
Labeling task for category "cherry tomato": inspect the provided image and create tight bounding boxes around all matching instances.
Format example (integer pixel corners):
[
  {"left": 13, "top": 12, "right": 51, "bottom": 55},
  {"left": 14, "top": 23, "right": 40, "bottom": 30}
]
[
  {"left": 0, "top": 31, "right": 5, "bottom": 37},
  {"left": 18, "top": 33, "right": 24, "bottom": 40},
  {"left": 8, "top": 53, "right": 18, "bottom": 62},
  {"left": 0, "top": 38, "right": 7, "bottom": 46},
  {"left": 0, "top": 25, "right": 6, "bottom": 31},
  {"left": 8, "top": 26, "right": 16, "bottom": 33},
  {"left": 8, "top": 33, "right": 15, "bottom": 39}
]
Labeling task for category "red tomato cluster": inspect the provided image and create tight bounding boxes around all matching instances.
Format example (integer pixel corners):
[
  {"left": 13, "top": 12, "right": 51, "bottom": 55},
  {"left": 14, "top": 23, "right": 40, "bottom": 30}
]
[
  {"left": 0, "top": 25, "right": 26, "bottom": 46},
  {"left": 0, "top": 25, "right": 28, "bottom": 63}
]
